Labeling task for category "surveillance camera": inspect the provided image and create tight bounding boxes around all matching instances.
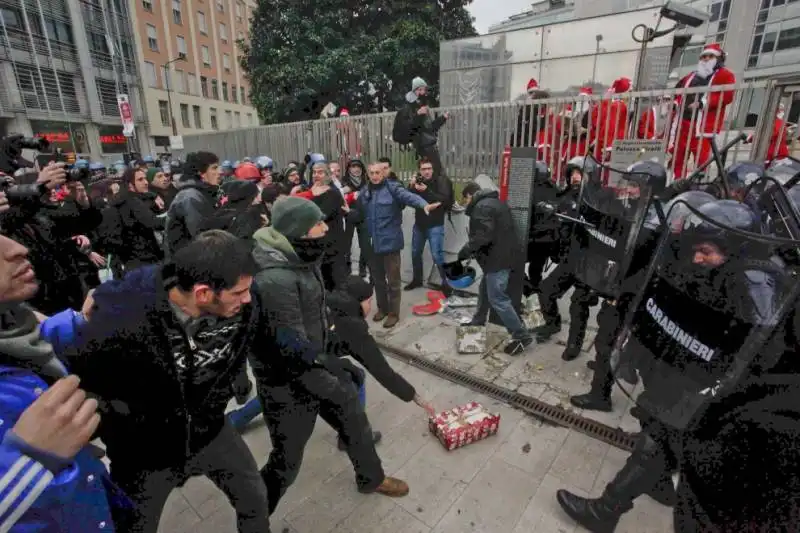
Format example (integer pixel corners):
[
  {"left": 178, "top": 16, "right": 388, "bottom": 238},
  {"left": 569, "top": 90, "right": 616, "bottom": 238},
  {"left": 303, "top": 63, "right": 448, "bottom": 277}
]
[{"left": 660, "top": 1, "right": 708, "bottom": 28}]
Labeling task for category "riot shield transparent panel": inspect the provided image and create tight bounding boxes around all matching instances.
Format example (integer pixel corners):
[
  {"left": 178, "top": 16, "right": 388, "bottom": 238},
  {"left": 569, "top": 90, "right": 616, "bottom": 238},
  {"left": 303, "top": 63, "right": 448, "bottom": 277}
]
[
  {"left": 612, "top": 200, "right": 800, "bottom": 430},
  {"left": 569, "top": 163, "right": 657, "bottom": 299}
]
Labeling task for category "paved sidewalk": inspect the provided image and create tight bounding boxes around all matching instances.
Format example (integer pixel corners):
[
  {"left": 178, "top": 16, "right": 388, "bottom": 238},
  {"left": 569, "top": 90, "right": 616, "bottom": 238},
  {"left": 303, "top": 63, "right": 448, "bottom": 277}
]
[{"left": 158, "top": 358, "right": 671, "bottom": 533}]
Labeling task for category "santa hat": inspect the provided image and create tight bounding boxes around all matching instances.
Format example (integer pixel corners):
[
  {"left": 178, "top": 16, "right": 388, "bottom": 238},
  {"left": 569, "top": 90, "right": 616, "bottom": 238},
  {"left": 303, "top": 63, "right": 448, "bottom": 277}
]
[
  {"left": 610, "top": 77, "right": 632, "bottom": 94},
  {"left": 339, "top": 108, "right": 350, "bottom": 117},
  {"left": 527, "top": 78, "right": 539, "bottom": 91},
  {"left": 701, "top": 43, "right": 724, "bottom": 57},
  {"left": 579, "top": 86, "right": 593, "bottom": 96}
]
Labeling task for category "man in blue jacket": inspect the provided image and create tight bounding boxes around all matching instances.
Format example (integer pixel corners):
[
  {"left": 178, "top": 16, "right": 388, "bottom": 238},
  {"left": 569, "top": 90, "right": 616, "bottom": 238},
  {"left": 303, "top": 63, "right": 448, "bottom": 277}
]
[
  {"left": 0, "top": 233, "right": 129, "bottom": 532},
  {"left": 357, "top": 162, "right": 440, "bottom": 328}
]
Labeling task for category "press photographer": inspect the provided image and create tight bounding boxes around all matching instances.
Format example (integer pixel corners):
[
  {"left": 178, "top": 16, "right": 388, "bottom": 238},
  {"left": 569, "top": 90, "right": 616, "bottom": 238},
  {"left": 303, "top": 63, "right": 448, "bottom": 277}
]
[{"left": 0, "top": 134, "right": 102, "bottom": 315}]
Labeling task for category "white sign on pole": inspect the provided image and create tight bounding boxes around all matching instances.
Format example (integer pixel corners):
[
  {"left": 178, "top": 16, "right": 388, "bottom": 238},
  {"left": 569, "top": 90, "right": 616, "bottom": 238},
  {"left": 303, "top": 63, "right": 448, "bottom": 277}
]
[
  {"left": 607, "top": 139, "right": 664, "bottom": 186},
  {"left": 169, "top": 135, "right": 184, "bottom": 150},
  {"left": 117, "top": 94, "right": 136, "bottom": 137}
]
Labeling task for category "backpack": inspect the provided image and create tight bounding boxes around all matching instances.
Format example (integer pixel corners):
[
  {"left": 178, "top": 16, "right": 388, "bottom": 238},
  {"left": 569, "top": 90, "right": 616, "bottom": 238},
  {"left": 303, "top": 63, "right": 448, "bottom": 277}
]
[{"left": 392, "top": 106, "right": 414, "bottom": 145}]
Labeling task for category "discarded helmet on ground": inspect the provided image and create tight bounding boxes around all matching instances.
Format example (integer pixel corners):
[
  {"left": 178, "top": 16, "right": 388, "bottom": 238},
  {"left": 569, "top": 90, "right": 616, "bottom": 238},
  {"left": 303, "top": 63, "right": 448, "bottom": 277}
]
[{"left": 443, "top": 260, "right": 477, "bottom": 289}]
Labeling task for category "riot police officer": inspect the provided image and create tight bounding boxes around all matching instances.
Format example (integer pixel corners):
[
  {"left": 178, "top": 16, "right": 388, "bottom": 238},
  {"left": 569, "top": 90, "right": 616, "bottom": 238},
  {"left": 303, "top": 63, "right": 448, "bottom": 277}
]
[
  {"left": 532, "top": 157, "right": 600, "bottom": 361},
  {"left": 557, "top": 198, "right": 798, "bottom": 532},
  {"left": 525, "top": 161, "right": 561, "bottom": 296},
  {"left": 573, "top": 190, "right": 718, "bottom": 411}
]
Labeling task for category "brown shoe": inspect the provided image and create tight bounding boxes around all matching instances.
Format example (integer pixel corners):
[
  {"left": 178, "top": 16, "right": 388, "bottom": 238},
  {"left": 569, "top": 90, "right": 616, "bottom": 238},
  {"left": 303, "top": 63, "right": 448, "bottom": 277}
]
[
  {"left": 372, "top": 311, "right": 387, "bottom": 322},
  {"left": 373, "top": 477, "right": 409, "bottom": 497},
  {"left": 383, "top": 313, "right": 399, "bottom": 328}
]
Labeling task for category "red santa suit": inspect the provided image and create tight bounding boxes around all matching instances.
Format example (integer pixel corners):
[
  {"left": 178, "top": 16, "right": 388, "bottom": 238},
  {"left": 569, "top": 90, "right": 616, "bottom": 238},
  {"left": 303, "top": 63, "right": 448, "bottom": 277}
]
[
  {"left": 562, "top": 86, "right": 595, "bottom": 164},
  {"left": 767, "top": 104, "right": 791, "bottom": 163},
  {"left": 334, "top": 108, "right": 362, "bottom": 170},
  {"left": 669, "top": 43, "right": 735, "bottom": 179},
  {"left": 591, "top": 77, "right": 631, "bottom": 161},
  {"left": 637, "top": 98, "right": 671, "bottom": 140}
]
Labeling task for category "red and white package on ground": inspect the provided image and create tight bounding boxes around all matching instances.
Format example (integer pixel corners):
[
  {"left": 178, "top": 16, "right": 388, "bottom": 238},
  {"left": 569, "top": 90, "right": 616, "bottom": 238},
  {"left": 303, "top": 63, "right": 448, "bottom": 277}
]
[{"left": 428, "top": 402, "right": 501, "bottom": 451}]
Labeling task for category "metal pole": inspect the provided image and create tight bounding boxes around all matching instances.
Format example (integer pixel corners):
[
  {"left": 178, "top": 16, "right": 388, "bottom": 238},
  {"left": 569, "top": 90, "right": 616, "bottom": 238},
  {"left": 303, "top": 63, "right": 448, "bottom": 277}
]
[
  {"left": 164, "top": 63, "right": 178, "bottom": 136},
  {"left": 591, "top": 34, "right": 602, "bottom": 84}
]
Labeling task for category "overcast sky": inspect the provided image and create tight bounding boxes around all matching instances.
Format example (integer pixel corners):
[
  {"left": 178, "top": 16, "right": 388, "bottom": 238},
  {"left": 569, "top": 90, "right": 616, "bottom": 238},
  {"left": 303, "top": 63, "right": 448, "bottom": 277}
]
[{"left": 467, "top": 0, "right": 535, "bottom": 34}]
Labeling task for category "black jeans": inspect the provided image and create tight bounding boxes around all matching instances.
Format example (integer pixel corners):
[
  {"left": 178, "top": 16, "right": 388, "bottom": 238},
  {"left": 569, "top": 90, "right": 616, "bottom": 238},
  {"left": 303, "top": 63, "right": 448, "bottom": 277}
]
[
  {"left": 321, "top": 253, "right": 348, "bottom": 292},
  {"left": 111, "top": 421, "right": 270, "bottom": 533},
  {"left": 258, "top": 368, "right": 385, "bottom": 515},
  {"left": 370, "top": 251, "right": 402, "bottom": 315},
  {"left": 344, "top": 220, "right": 370, "bottom": 276}
]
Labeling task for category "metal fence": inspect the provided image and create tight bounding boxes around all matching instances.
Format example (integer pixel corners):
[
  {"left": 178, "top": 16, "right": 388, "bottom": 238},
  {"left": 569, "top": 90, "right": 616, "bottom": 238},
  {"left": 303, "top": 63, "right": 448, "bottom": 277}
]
[{"left": 175, "top": 78, "right": 800, "bottom": 183}]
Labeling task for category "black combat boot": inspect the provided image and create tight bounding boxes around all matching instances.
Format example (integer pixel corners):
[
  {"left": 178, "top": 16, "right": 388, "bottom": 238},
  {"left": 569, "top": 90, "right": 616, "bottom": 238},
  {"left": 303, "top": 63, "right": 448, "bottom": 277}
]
[
  {"left": 570, "top": 358, "right": 613, "bottom": 412},
  {"left": 532, "top": 318, "right": 561, "bottom": 343},
  {"left": 646, "top": 471, "right": 677, "bottom": 507},
  {"left": 557, "top": 433, "right": 667, "bottom": 532}
]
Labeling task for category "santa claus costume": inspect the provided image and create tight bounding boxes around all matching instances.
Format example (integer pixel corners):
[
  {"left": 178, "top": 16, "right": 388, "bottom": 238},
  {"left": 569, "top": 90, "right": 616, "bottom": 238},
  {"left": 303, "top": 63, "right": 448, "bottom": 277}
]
[
  {"left": 335, "top": 106, "right": 362, "bottom": 170},
  {"left": 669, "top": 42, "right": 736, "bottom": 179},
  {"left": 591, "top": 77, "right": 631, "bottom": 162},
  {"left": 637, "top": 95, "right": 673, "bottom": 140},
  {"left": 562, "top": 86, "right": 595, "bottom": 165}
]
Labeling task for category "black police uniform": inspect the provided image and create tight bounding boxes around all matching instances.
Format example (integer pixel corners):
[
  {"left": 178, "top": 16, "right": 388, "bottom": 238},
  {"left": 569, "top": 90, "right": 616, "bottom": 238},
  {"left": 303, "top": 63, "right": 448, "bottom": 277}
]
[{"left": 557, "top": 199, "right": 794, "bottom": 533}]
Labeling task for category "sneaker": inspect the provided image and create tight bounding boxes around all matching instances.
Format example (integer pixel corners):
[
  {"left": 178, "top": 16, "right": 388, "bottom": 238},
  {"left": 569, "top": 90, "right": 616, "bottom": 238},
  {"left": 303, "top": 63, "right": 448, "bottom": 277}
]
[
  {"left": 404, "top": 280, "right": 422, "bottom": 291},
  {"left": 383, "top": 313, "right": 399, "bottom": 328},
  {"left": 337, "top": 431, "right": 383, "bottom": 451},
  {"left": 372, "top": 311, "right": 387, "bottom": 322},
  {"left": 504, "top": 336, "right": 534, "bottom": 356},
  {"left": 365, "top": 477, "right": 410, "bottom": 497}
]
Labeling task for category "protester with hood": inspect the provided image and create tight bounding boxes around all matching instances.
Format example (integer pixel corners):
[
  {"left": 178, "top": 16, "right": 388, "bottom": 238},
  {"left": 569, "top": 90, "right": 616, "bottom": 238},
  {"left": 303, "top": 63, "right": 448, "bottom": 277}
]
[
  {"left": 357, "top": 162, "right": 438, "bottom": 328},
  {"left": 112, "top": 167, "right": 165, "bottom": 271},
  {"left": 146, "top": 167, "right": 178, "bottom": 211},
  {"left": 403, "top": 77, "right": 449, "bottom": 177},
  {"left": 459, "top": 182, "right": 533, "bottom": 356},
  {"left": 248, "top": 196, "right": 409, "bottom": 516},
  {"left": 199, "top": 180, "right": 266, "bottom": 238},
  {"left": 59, "top": 231, "right": 270, "bottom": 533},
  {"left": 327, "top": 275, "right": 436, "bottom": 419},
  {"left": 341, "top": 158, "right": 370, "bottom": 278},
  {"left": 163, "top": 151, "right": 221, "bottom": 258}
]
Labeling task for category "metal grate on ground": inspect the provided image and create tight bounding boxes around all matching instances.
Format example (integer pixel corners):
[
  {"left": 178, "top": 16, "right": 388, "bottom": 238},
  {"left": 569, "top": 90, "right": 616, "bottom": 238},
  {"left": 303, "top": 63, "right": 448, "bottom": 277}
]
[{"left": 378, "top": 341, "right": 637, "bottom": 452}]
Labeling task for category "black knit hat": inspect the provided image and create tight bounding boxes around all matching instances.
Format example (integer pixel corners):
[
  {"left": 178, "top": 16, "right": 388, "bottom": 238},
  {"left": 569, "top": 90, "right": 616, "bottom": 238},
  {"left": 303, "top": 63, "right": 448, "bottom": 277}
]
[{"left": 224, "top": 180, "right": 259, "bottom": 207}]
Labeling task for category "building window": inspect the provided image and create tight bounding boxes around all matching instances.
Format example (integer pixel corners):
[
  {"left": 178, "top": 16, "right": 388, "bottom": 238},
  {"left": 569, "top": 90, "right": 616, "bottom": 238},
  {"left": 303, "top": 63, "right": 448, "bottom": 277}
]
[
  {"left": 240, "top": 86, "right": 246, "bottom": 104},
  {"left": 777, "top": 26, "right": 800, "bottom": 51},
  {"left": 180, "top": 103, "right": 190, "bottom": 128},
  {"left": 187, "top": 73, "right": 197, "bottom": 95},
  {"left": 197, "top": 11, "right": 207, "bottom": 34},
  {"left": 232, "top": 84, "right": 238, "bottom": 103},
  {"left": 225, "top": 110, "right": 232, "bottom": 129},
  {"left": 201, "top": 46, "right": 211, "bottom": 67},
  {"left": 142, "top": 0, "right": 153, "bottom": 12},
  {"left": 210, "top": 107, "right": 218, "bottom": 129},
  {"left": 219, "top": 23, "right": 227, "bottom": 42},
  {"left": 222, "top": 81, "right": 228, "bottom": 101},
  {"left": 176, "top": 36, "right": 187, "bottom": 57},
  {"left": 223, "top": 53, "right": 231, "bottom": 72},
  {"left": 234, "top": 111, "right": 241, "bottom": 127},
  {"left": 246, "top": 113, "right": 252, "bottom": 126},
  {"left": 172, "top": 0, "right": 182, "bottom": 24},
  {"left": 174, "top": 69, "right": 185, "bottom": 93},
  {"left": 158, "top": 100, "right": 170, "bottom": 127},
  {"left": 216, "top": 0, "right": 224, "bottom": 13},
  {"left": 211, "top": 79, "right": 219, "bottom": 99},
  {"left": 200, "top": 76, "right": 208, "bottom": 97},
  {"left": 193, "top": 105, "right": 202, "bottom": 128},
  {"left": 237, "top": 30, "right": 244, "bottom": 42},
  {"left": 235, "top": 2, "right": 243, "bottom": 21},
  {"left": 146, "top": 24, "right": 158, "bottom": 51},
  {"left": 144, "top": 61, "right": 158, "bottom": 88}
]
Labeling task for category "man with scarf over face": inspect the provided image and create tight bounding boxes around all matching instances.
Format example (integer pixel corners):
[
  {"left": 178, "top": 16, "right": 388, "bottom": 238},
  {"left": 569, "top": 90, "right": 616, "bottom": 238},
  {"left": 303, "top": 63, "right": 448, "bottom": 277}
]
[
  {"left": 248, "top": 196, "right": 409, "bottom": 517},
  {"left": 669, "top": 43, "right": 735, "bottom": 179}
]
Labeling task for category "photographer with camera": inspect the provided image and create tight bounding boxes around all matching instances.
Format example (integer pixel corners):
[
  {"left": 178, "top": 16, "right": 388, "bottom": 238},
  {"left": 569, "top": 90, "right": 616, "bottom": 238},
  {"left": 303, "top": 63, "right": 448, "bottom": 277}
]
[{"left": 0, "top": 135, "right": 102, "bottom": 315}]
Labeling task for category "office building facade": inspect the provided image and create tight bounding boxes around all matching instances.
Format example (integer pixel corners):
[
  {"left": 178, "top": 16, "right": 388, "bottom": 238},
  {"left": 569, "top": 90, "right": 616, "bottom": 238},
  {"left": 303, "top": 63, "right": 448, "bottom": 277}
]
[{"left": 130, "top": 0, "right": 259, "bottom": 155}]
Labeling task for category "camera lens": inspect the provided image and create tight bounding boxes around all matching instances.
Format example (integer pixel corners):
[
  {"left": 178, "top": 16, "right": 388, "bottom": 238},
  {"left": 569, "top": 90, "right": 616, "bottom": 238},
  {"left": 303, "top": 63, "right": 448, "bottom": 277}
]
[
  {"left": 66, "top": 167, "right": 90, "bottom": 183},
  {"left": 19, "top": 137, "right": 51, "bottom": 152}
]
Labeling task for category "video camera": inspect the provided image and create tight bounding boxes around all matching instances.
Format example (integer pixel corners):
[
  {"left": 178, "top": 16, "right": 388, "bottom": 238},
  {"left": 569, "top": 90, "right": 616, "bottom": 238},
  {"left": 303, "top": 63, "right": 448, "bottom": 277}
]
[{"left": 0, "top": 134, "right": 90, "bottom": 204}]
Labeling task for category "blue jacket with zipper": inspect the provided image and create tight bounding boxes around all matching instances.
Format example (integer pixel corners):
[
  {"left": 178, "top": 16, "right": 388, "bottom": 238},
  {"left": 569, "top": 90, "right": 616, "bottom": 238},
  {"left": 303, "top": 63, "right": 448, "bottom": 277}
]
[{"left": 357, "top": 180, "right": 428, "bottom": 255}]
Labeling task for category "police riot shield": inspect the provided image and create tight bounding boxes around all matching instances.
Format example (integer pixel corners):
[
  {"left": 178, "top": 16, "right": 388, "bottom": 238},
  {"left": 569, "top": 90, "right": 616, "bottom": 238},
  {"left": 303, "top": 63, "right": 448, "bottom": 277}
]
[
  {"left": 611, "top": 193, "right": 800, "bottom": 431},
  {"left": 568, "top": 159, "right": 665, "bottom": 299}
]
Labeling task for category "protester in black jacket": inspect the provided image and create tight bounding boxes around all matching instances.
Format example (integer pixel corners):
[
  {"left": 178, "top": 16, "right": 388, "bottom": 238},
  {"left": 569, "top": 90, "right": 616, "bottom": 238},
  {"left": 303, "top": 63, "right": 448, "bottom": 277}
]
[
  {"left": 164, "top": 151, "right": 220, "bottom": 258},
  {"left": 341, "top": 158, "right": 370, "bottom": 278},
  {"left": 405, "top": 157, "right": 454, "bottom": 293},
  {"left": 459, "top": 183, "right": 533, "bottom": 356},
  {"left": 60, "top": 231, "right": 270, "bottom": 533},
  {"left": 200, "top": 180, "right": 266, "bottom": 239},
  {"left": 113, "top": 168, "right": 165, "bottom": 271},
  {"left": 405, "top": 77, "right": 449, "bottom": 177},
  {"left": 146, "top": 167, "right": 178, "bottom": 211},
  {"left": 328, "top": 275, "right": 436, "bottom": 413}
]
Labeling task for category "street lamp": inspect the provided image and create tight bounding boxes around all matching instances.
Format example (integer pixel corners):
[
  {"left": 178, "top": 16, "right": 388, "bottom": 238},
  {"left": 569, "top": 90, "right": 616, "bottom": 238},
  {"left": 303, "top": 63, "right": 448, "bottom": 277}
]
[
  {"left": 591, "top": 34, "right": 603, "bottom": 85},
  {"left": 163, "top": 54, "right": 186, "bottom": 137}
]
